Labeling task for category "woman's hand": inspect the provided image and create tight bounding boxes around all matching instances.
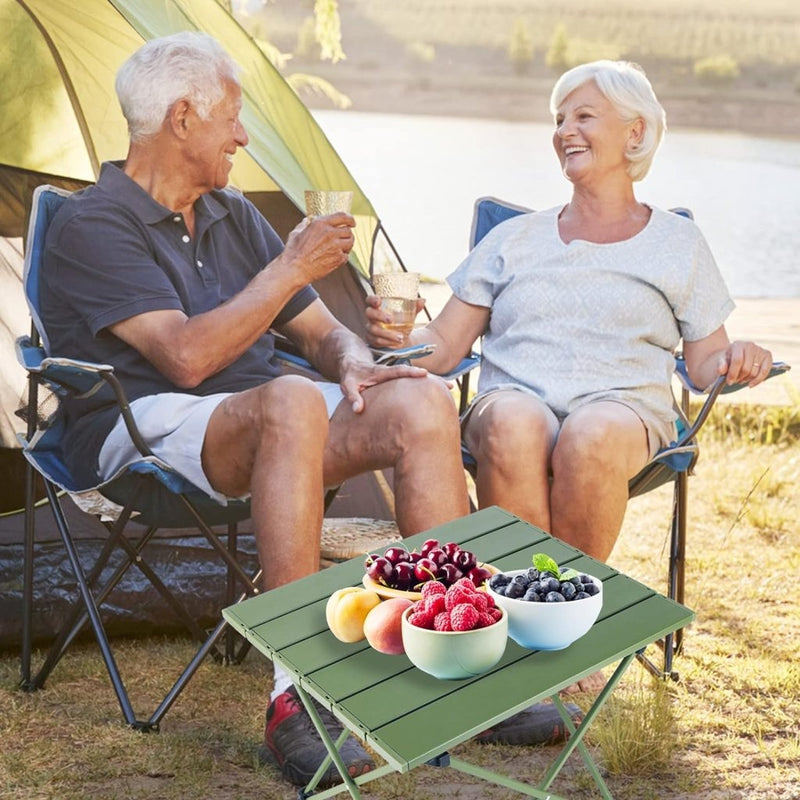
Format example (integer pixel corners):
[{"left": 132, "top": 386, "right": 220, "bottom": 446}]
[
  {"left": 717, "top": 340, "right": 773, "bottom": 387},
  {"left": 364, "top": 294, "right": 426, "bottom": 348},
  {"left": 684, "top": 326, "right": 772, "bottom": 390}
]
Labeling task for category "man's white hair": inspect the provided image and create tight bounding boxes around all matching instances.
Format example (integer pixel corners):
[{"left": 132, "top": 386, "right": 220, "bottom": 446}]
[{"left": 115, "top": 31, "right": 240, "bottom": 143}]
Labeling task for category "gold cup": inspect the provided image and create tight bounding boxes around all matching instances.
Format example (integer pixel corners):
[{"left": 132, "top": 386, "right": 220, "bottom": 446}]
[{"left": 304, "top": 190, "right": 353, "bottom": 217}]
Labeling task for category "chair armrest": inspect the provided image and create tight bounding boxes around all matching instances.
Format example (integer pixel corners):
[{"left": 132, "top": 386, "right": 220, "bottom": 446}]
[
  {"left": 15, "top": 335, "right": 154, "bottom": 459},
  {"left": 674, "top": 356, "right": 791, "bottom": 395}
]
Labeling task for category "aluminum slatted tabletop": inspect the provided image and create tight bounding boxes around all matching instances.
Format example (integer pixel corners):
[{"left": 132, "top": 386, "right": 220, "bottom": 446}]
[{"left": 223, "top": 506, "right": 694, "bottom": 799}]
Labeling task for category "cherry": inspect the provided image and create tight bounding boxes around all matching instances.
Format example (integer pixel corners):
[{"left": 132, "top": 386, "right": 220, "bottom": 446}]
[
  {"left": 407, "top": 551, "right": 423, "bottom": 563},
  {"left": 366, "top": 556, "right": 393, "bottom": 584},
  {"left": 426, "top": 547, "right": 448, "bottom": 568},
  {"left": 438, "top": 562, "right": 463, "bottom": 586},
  {"left": 383, "top": 546, "right": 410, "bottom": 565},
  {"left": 392, "top": 561, "right": 416, "bottom": 590},
  {"left": 454, "top": 549, "right": 477, "bottom": 571},
  {"left": 413, "top": 557, "right": 438, "bottom": 583},
  {"left": 442, "top": 542, "right": 460, "bottom": 561},
  {"left": 420, "top": 538, "right": 440, "bottom": 557},
  {"left": 467, "top": 566, "right": 493, "bottom": 587}
]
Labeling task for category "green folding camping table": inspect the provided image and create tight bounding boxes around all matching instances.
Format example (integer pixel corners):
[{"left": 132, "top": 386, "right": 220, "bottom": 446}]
[{"left": 223, "top": 506, "right": 694, "bottom": 799}]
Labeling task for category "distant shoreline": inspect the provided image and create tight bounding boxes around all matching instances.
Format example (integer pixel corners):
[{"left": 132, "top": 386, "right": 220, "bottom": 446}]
[{"left": 300, "top": 63, "right": 800, "bottom": 141}]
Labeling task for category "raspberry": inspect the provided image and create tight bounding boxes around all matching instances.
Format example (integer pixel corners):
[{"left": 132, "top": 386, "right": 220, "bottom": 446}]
[
  {"left": 445, "top": 585, "right": 474, "bottom": 611},
  {"left": 420, "top": 581, "right": 446, "bottom": 598},
  {"left": 452, "top": 577, "right": 477, "bottom": 594},
  {"left": 408, "top": 610, "right": 435, "bottom": 629},
  {"left": 487, "top": 606, "right": 503, "bottom": 621},
  {"left": 472, "top": 593, "right": 489, "bottom": 612},
  {"left": 450, "top": 602, "right": 480, "bottom": 631},
  {"left": 424, "top": 594, "right": 446, "bottom": 616},
  {"left": 476, "top": 611, "right": 496, "bottom": 628},
  {"left": 433, "top": 611, "right": 452, "bottom": 631}
]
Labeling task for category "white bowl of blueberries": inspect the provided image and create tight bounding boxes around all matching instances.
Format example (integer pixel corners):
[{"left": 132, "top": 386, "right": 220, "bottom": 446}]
[{"left": 487, "top": 561, "right": 603, "bottom": 651}]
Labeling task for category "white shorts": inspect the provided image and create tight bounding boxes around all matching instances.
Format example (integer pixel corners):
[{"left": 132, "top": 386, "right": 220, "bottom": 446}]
[{"left": 98, "top": 382, "right": 345, "bottom": 504}]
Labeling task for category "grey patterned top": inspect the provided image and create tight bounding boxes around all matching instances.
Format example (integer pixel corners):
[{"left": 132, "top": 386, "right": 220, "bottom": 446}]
[{"left": 447, "top": 204, "right": 735, "bottom": 447}]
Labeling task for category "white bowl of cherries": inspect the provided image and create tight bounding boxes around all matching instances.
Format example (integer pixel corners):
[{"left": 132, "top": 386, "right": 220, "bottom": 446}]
[{"left": 362, "top": 537, "right": 498, "bottom": 601}]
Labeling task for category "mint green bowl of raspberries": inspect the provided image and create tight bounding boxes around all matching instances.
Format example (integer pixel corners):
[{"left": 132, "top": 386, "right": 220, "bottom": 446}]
[{"left": 401, "top": 578, "right": 509, "bottom": 680}]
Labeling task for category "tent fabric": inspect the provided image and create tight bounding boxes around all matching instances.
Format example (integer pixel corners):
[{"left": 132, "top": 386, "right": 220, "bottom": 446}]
[{"left": 0, "top": 0, "right": 380, "bottom": 276}]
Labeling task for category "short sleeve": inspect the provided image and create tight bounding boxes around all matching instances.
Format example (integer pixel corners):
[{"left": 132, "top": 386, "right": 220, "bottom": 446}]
[{"left": 670, "top": 226, "right": 735, "bottom": 342}]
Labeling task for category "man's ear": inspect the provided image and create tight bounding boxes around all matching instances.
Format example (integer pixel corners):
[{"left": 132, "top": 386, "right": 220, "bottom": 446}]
[{"left": 169, "top": 99, "right": 192, "bottom": 139}]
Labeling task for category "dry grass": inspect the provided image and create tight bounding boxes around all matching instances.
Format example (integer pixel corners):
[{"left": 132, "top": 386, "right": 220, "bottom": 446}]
[{"left": 1, "top": 405, "right": 799, "bottom": 799}]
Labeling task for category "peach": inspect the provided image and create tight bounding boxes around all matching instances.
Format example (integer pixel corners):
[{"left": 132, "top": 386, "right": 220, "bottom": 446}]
[
  {"left": 363, "top": 597, "right": 414, "bottom": 655},
  {"left": 325, "top": 587, "right": 381, "bottom": 643}
]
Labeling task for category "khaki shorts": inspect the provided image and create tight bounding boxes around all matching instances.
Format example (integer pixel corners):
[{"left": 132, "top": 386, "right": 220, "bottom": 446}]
[
  {"left": 98, "top": 383, "right": 345, "bottom": 505},
  {"left": 462, "top": 387, "right": 667, "bottom": 462}
]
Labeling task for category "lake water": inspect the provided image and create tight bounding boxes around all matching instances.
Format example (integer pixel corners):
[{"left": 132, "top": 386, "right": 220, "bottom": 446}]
[{"left": 314, "top": 111, "right": 800, "bottom": 298}]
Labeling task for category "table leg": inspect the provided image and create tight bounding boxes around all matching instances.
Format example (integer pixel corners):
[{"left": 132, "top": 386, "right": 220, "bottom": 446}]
[{"left": 538, "top": 653, "right": 636, "bottom": 799}]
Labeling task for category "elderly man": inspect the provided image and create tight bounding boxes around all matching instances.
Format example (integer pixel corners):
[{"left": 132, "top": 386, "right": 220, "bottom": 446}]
[{"left": 40, "top": 32, "right": 469, "bottom": 789}]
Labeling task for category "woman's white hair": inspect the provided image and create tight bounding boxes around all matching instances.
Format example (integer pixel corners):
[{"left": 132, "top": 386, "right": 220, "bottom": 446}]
[
  {"left": 549, "top": 60, "right": 666, "bottom": 181},
  {"left": 115, "top": 31, "right": 240, "bottom": 143}
]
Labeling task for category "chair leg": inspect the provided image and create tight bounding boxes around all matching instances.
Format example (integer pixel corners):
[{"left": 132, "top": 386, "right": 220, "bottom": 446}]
[
  {"left": 39, "top": 481, "right": 140, "bottom": 726},
  {"left": 20, "top": 460, "right": 38, "bottom": 690}
]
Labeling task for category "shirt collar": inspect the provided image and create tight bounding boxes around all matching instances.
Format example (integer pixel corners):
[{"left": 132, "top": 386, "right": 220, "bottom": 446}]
[{"left": 97, "top": 161, "right": 230, "bottom": 227}]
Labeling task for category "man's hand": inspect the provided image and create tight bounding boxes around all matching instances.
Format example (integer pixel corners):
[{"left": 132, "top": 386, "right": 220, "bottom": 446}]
[
  {"left": 281, "top": 213, "right": 355, "bottom": 284},
  {"left": 339, "top": 356, "right": 429, "bottom": 414}
]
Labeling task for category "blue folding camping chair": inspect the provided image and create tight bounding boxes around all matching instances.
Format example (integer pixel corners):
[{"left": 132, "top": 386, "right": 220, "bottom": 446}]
[
  {"left": 16, "top": 185, "right": 266, "bottom": 730},
  {"left": 464, "top": 196, "right": 791, "bottom": 680}
]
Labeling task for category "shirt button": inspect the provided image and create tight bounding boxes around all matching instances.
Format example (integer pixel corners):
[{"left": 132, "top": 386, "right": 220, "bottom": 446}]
[
  {"left": 196, "top": 260, "right": 203, "bottom": 268},
  {"left": 182, "top": 234, "right": 190, "bottom": 243},
  {"left": 173, "top": 215, "right": 181, "bottom": 223}
]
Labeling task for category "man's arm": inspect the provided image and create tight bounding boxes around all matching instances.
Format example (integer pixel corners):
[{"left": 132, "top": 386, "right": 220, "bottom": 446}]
[
  {"left": 109, "top": 214, "right": 354, "bottom": 388},
  {"left": 282, "top": 299, "right": 429, "bottom": 413}
]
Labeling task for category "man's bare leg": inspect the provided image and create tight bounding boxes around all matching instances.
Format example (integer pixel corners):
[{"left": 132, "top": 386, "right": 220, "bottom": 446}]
[
  {"left": 201, "top": 375, "right": 329, "bottom": 591},
  {"left": 323, "top": 375, "right": 469, "bottom": 535}
]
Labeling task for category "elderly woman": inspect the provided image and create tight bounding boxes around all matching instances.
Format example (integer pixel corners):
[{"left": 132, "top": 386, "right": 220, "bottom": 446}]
[{"left": 367, "top": 60, "right": 772, "bottom": 565}]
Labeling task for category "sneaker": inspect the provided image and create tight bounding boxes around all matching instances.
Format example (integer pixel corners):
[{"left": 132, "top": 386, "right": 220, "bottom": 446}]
[
  {"left": 258, "top": 686, "right": 375, "bottom": 788},
  {"left": 475, "top": 702, "right": 584, "bottom": 746}
]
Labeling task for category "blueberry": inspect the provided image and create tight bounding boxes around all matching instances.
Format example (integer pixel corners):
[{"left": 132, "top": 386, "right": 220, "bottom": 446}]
[
  {"left": 575, "top": 591, "right": 591, "bottom": 600},
  {"left": 542, "top": 577, "right": 561, "bottom": 593},
  {"left": 545, "top": 591, "right": 566, "bottom": 603},
  {"left": 506, "top": 582, "right": 526, "bottom": 598},
  {"left": 526, "top": 567, "right": 539, "bottom": 581},
  {"left": 529, "top": 580, "right": 544, "bottom": 595},
  {"left": 512, "top": 574, "right": 529, "bottom": 586},
  {"left": 490, "top": 573, "right": 510, "bottom": 589},
  {"left": 560, "top": 581, "right": 577, "bottom": 600},
  {"left": 523, "top": 588, "right": 540, "bottom": 601},
  {"left": 582, "top": 581, "right": 600, "bottom": 596},
  {"left": 540, "top": 571, "right": 557, "bottom": 581},
  {"left": 568, "top": 576, "right": 582, "bottom": 587}
]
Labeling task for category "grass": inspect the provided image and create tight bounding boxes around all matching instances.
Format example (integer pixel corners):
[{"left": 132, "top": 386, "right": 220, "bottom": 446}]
[{"left": 1, "top": 403, "right": 799, "bottom": 799}]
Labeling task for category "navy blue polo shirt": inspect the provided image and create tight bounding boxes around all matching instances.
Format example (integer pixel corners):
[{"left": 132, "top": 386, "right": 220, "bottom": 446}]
[{"left": 41, "top": 161, "right": 317, "bottom": 488}]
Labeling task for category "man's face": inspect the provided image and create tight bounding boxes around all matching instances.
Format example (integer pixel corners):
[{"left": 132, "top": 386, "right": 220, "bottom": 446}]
[{"left": 185, "top": 79, "right": 248, "bottom": 191}]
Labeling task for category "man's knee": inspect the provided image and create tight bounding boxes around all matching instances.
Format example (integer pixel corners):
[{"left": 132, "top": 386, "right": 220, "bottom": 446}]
[{"left": 390, "top": 377, "right": 461, "bottom": 440}]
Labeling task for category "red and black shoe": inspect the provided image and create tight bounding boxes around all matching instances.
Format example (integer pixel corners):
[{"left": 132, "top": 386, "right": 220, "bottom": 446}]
[
  {"left": 475, "top": 701, "right": 584, "bottom": 746},
  {"left": 258, "top": 686, "right": 375, "bottom": 788}
]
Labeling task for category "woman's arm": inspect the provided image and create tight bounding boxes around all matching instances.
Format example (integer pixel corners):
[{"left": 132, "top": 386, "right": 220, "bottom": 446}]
[
  {"left": 683, "top": 324, "right": 772, "bottom": 391},
  {"left": 366, "top": 293, "right": 490, "bottom": 374}
]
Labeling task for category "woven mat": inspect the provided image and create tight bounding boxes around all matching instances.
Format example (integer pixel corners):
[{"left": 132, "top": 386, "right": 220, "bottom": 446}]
[{"left": 320, "top": 517, "right": 399, "bottom": 561}]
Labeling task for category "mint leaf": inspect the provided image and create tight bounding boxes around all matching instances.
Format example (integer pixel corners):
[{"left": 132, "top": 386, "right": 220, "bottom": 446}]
[
  {"left": 560, "top": 568, "right": 579, "bottom": 581},
  {"left": 532, "top": 553, "right": 560, "bottom": 577}
]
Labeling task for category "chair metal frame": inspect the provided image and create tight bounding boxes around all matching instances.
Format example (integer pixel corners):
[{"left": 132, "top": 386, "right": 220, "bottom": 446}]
[{"left": 465, "top": 196, "right": 790, "bottom": 680}]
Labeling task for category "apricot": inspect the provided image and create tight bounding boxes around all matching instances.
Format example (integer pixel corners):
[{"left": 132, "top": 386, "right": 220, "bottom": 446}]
[{"left": 325, "top": 586, "right": 382, "bottom": 643}]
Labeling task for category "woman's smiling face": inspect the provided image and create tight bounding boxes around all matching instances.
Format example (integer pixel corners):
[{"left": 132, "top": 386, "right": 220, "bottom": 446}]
[{"left": 552, "top": 81, "right": 642, "bottom": 186}]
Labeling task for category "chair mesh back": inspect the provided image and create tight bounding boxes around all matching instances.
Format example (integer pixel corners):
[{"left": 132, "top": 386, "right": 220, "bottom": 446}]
[{"left": 23, "top": 185, "right": 72, "bottom": 355}]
